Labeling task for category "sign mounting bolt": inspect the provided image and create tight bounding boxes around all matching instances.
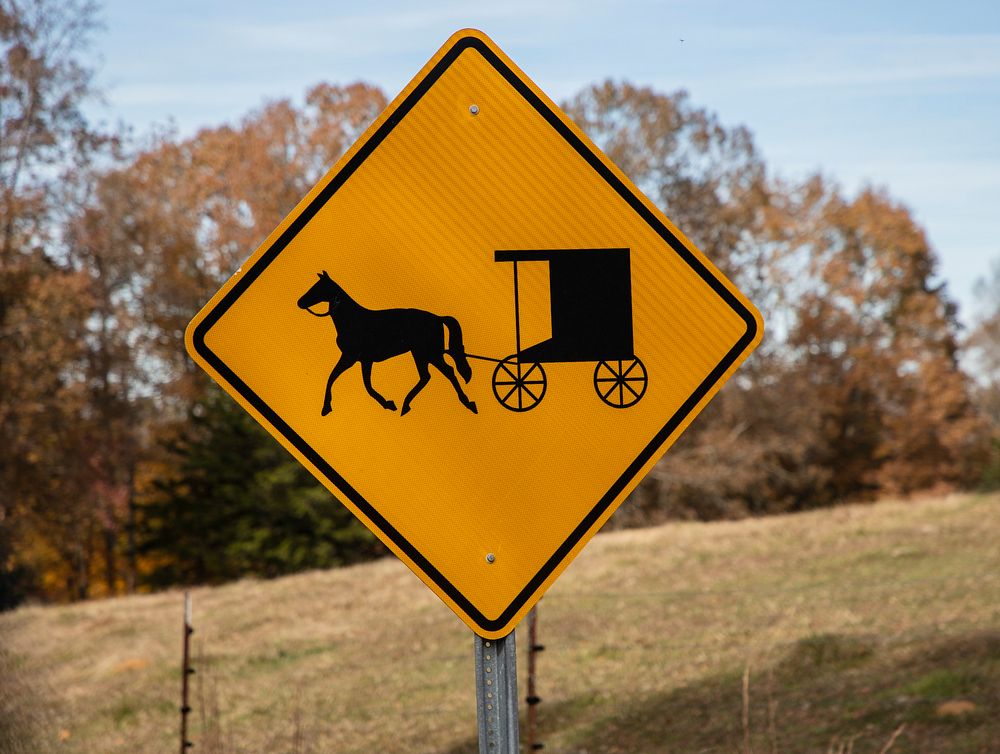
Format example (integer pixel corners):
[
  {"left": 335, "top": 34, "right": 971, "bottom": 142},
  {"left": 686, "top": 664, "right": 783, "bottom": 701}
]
[
  {"left": 470, "top": 104, "right": 480, "bottom": 115},
  {"left": 486, "top": 552, "right": 496, "bottom": 563}
]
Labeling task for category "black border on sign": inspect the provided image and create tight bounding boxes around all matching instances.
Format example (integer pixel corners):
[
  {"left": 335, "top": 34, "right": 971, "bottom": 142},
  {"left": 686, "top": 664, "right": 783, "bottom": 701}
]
[{"left": 191, "top": 35, "right": 758, "bottom": 634}]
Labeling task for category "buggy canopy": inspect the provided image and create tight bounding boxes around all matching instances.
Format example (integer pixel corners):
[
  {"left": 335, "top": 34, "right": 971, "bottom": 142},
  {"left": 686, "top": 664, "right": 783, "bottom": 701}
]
[{"left": 495, "top": 248, "right": 634, "bottom": 363}]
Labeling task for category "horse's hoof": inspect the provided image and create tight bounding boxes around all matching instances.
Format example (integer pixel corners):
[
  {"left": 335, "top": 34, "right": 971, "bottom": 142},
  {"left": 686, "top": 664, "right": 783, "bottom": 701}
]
[
  {"left": 321, "top": 405, "right": 332, "bottom": 416},
  {"left": 400, "top": 405, "right": 411, "bottom": 417},
  {"left": 385, "top": 401, "right": 397, "bottom": 411},
  {"left": 468, "top": 401, "right": 478, "bottom": 415}
]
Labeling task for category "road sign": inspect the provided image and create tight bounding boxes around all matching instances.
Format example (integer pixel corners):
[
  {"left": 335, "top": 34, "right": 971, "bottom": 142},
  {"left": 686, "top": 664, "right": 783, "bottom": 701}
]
[{"left": 185, "top": 29, "right": 763, "bottom": 638}]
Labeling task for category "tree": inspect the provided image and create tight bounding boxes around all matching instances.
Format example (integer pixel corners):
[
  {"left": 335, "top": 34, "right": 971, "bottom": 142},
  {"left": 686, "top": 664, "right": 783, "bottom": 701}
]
[
  {"left": 969, "top": 258, "right": 1000, "bottom": 399},
  {"left": 968, "top": 258, "right": 1000, "bottom": 488},
  {"left": 570, "top": 83, "right": 989, "bottom": 523},
  {"left": 113, "top": 83, "right": 388, "bottom": 406},
  {"left": 0, "top": 76, "right": 389, "bottom": 600},
  {"left": 0, "top": 0, "right": 100, "bottom": 263},
  {"left": 563, "top": 81, "right": 770, "bottom": 295},
  {"left": 785, "top": 185, "right": 988, "bottom": 496},
  {"left": 62, "top": 158, "right": 151, "bottom": 594},
  {"left": 0, "top": 0, "right": 114, "bottom": 603},
  {"left": 140, "top": 385, "right": 382, "bottom": 586},
  {"left": 101, "top": 83, "right": 390, "bottom": 587}
]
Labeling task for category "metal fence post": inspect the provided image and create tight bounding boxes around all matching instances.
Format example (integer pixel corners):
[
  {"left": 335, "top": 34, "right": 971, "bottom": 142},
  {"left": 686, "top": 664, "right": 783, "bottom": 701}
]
[
  {"left": 180, "top": 592, "right": 194, "bottom": 752},
  {"left": 526, "top": 607, "right": 544, "bottom": 750},
  {"left": 474, "top": 630, "right": 519, "bottom": 753}
]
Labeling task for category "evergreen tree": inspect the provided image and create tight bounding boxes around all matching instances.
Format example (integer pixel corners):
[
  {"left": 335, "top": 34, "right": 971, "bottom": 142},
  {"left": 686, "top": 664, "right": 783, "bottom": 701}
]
[{"left": 140, "top": 386, "right": 382, "bottom": 586}]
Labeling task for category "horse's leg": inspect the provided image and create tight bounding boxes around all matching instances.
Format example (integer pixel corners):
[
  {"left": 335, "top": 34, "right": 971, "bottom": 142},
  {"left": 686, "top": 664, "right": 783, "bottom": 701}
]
[
  {"left": 361, "top": 361, "right": 396, "bottom": 411},
  {"left": 431, "top": 355, "right": 478, "bottom": 415},
  {"left": 400, "top": 357, "right": 431, "bottom": 417},
  {"left": 322, "top": 354, "right": 356, "bottom": 416}
]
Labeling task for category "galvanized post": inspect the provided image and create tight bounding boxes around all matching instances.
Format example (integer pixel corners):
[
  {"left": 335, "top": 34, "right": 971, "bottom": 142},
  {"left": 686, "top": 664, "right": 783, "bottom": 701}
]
[{"left": 474, "top": 631, "right": 519, "bottom": 753}]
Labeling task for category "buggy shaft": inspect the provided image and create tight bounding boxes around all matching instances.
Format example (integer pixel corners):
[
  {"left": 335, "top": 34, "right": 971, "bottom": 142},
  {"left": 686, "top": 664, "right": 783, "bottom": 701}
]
[{"left": 464, "top": 352, "right": 506, "bottom": 364}]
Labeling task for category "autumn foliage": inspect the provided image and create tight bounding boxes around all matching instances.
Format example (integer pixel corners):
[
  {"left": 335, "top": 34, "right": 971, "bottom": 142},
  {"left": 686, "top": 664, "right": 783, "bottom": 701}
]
[{"left": 1, "top": 3, "right": 997, "bottom": 605}]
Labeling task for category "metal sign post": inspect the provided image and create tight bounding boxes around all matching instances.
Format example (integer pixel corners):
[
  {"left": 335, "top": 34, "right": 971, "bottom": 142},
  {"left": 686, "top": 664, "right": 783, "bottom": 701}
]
[{"left": 474, "top": 631, "right": 519, "bottom": 753}]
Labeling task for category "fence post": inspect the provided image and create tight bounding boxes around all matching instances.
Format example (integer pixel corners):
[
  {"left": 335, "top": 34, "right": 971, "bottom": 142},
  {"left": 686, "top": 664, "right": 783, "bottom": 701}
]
[
  {"left": 180, "top": 592, "right": 194, "bottom": 753},
  {"left": 526, "top": 606, "right": 544, "bottom": 750}
]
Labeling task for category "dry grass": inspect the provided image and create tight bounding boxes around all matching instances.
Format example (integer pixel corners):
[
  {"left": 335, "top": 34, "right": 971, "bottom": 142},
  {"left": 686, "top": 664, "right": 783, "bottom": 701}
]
[
  {"left": 0, "top": 624, "right": 56, "bottom": 754},
  {"left": 2, "top": 492, "right": 999, "bottom": 753}
]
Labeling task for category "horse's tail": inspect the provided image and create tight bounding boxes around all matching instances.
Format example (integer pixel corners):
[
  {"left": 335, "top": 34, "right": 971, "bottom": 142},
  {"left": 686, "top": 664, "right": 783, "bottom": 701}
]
[{"left": 442, "top": 316, "right": 472, "bottom": 383}]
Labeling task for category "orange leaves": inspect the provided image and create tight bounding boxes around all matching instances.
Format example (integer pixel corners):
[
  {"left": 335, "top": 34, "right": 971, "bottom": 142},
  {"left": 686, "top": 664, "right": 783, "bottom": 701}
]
[{"left": 780, "top": 181, "right": 989, "bottom": 498}]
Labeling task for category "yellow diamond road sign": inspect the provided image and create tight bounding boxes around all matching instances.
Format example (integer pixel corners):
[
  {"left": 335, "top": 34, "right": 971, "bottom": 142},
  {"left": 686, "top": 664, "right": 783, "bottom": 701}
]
[{"left": 186, "top": 29, "right": 763, "bottom": 638}]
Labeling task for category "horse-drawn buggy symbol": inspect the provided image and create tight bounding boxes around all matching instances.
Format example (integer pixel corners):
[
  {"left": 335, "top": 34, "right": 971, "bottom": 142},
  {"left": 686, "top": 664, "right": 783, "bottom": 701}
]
[
  {"left": 471, "top": 248, "right": 648, "bottom": 412},
  {"left": 297, "top": 247, "right": 647, "bottom": 416}
]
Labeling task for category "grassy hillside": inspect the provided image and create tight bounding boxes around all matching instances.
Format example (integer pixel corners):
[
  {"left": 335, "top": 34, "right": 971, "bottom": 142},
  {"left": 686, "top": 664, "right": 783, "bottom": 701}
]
[{"left": 2, "top": 492, "right": 999, "bottom": 753}]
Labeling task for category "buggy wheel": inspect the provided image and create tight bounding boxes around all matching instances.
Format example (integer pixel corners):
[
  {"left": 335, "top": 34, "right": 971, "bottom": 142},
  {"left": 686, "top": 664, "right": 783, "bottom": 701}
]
[
  {"left": 493, "top": 357, "right": 547, "bottom": 412},
  {"left": 594, "top": 358, "right": 647, "bottom": 408}
]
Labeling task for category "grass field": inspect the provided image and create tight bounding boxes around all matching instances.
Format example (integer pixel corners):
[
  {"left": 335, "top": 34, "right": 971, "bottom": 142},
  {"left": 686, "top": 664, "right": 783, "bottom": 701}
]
[{"left": 2, "top": 492, "right": 999, "bottom": 753}]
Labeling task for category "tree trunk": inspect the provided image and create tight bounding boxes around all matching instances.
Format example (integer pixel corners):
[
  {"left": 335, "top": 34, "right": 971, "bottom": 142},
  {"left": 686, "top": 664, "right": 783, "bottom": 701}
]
[
  {"left": 125, "top": 467, "right": 137, "bottom": 594},
  {"left": 103, "top": 526, "right": 117, "bottom": 596},
  {"left": 76, "top": 521, "right": 93, "bottom": 600}
]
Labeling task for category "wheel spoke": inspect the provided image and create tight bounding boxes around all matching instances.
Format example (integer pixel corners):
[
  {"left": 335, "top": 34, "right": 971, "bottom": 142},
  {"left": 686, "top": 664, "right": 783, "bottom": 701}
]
[
  {"left": 602, "top": 381, "right": 620, "bottom": 400},
  {"left": 500, "top": 384, "right": 518, "bottom": 404},
  {"left": 494, "top": 380, "right": 518, "bottom": 386},
  {"left": 521, "top": 363, "right": 540, "bottom": 380},
  {"left": 595, "top": 377, "right": 619, "bottom": 383},
  {"left": 618, "top": 381, "right": 624, "bottom": 405},
  {"left": 622, "top": 360, "right": 639, "bottom": 378},
  {"left": 521, "top": 383, "right": 539, "bottom": 402},
  {"left": 623, "top": 380, "right": 641, "bottom": 399},
  {"left": 499, "top": 362, "right": 519, "bottom": 381}
]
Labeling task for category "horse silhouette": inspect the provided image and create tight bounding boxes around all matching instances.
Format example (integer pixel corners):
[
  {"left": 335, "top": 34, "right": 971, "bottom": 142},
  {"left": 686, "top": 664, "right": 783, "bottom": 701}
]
[{"left": 297, "top": 271, "right": 477, "bottom": 417}]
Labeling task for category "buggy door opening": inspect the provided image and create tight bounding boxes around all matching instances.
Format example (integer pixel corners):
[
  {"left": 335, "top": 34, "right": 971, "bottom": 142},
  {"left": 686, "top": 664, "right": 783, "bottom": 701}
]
[{"left": 494, "top": 248, "right": 633, "bottom": 363}]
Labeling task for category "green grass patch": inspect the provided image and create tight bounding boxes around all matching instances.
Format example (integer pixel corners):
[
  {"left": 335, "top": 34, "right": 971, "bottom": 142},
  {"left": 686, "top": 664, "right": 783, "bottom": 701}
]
[
  {"left": 903, "top": 668, "right": 978, "bottom": 699},
  {"left": 111, "top": 700, "right": 137, "bottom": 727},
  {"left": 779, "top": 632, "right": 876, "bottom": 672}
]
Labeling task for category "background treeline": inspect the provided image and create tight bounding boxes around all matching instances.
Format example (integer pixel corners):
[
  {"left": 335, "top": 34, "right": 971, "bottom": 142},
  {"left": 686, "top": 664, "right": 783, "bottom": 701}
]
[{"left": 1, "top": 1, "right": 998, "bottom": 608}]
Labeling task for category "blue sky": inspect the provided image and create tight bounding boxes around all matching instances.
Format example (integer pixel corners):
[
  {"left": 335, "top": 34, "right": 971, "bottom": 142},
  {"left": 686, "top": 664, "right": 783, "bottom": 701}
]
[{"left": 93, "top": 0, "right": 1000, "bottom": 325}]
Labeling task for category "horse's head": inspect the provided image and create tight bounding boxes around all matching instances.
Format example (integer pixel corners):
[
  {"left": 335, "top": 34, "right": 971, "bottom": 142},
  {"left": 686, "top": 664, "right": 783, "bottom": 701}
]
[{"left": 297, "top": 271, "right": 343, "bottom": 314}]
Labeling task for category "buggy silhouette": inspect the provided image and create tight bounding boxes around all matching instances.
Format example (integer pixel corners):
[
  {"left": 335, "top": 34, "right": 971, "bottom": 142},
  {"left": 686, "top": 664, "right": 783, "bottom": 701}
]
[{"left": 469, "top": 248, "right": 648, "bottom": 412}]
